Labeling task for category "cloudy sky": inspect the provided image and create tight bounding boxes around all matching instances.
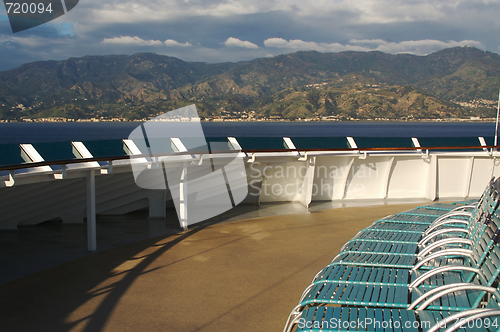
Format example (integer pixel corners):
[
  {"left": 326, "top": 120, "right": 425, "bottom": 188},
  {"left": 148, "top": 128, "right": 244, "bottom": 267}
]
[{"left": 1, "top": 0, "right": 499, "bottom": 71}]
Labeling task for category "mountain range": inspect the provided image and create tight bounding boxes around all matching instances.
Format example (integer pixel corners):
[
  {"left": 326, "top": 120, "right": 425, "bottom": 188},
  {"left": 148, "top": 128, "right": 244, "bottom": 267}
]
[{"left": 0, "top": 46, "right": 499, "bottom": 121}]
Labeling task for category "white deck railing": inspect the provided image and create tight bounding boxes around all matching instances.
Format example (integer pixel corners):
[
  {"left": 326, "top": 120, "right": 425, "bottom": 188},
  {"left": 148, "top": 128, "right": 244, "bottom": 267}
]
[{"left": 1, "top": 138, "right": 499, "bottom": 250}]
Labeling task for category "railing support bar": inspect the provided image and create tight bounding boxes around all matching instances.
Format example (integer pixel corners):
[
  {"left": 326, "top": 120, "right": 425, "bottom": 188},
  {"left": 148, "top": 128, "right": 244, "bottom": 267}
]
[{"left": 86, "top": 170, "right": 97, "bottom": 251}]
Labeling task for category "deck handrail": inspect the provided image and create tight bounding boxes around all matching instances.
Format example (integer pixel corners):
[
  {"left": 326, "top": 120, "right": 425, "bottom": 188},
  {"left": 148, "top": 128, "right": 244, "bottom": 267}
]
[{"left": 0, "top": 144, "right": 498, "bottom": 172}]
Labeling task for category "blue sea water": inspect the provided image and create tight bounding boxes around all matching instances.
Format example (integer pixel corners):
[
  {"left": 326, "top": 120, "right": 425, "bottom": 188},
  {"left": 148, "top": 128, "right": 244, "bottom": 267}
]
[{"left": 0, "top": 121, "right": 497, "bottom": 144}]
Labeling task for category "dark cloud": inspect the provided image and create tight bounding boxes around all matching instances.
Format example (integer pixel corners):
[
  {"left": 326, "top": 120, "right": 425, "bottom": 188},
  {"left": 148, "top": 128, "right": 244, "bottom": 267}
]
[{"left": 0, "top": 0, "right": 499, "bottom": 71}]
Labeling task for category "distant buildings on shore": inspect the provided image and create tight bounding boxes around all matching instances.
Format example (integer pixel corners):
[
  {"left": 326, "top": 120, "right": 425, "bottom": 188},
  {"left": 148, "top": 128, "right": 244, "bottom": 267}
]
[
  {"left": 454, "top": 99, "right": 497, "bottom": 109},
  {"left": 1, "top": 116, "right": 495, "bottom": 123},
  {"left": 1, "top": 98, "right": 496, "bottom": 123}
]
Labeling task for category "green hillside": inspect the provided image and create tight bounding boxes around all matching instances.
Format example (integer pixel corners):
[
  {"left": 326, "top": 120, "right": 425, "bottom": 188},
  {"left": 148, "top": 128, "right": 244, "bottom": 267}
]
[{"left": 0, "top": 46, "right": 498, "bottom": 121}]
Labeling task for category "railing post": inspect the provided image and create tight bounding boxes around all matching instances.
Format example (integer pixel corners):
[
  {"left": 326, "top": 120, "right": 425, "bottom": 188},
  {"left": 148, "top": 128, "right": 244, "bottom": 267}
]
[
  {"left": 148, "top": 192, "right": 166, "bottom": 219},
  {"left": 341, "top": 158, "right": 355, "bottom": 199},
  {"left": 383, "top": 157, "right": 395, "bottom": 199},
  {"left": 179, "top": 163, "right": 188, "bottom": 231},
  {"left": 86, "top": 170, "right": 97, "bottom": 251},
  {"left": 426, "top": 155, "right": 438, "bottom": 201},
  {"left": 300, "top": 157, "right": 316, "bottom": 207}
]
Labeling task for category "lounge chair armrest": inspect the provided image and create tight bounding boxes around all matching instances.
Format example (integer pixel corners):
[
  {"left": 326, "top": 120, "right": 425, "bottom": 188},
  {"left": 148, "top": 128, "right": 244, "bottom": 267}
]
[
  {"left": 409, "top": 266, "right": 480, "bottom": 289},
  {"left": 426, "top": 308, "right": 498, "bottom": 332},
  {"left": 424, "top": 219, "right": 469, "bottom": 236},
  {"left": 418, "top": 238, "right": 473, "bottom": 258},
  {"left": 413, "top": 285, "right": 496, "bottom": 310},
  {"left": 450, "top": 204, "right": 476, "bottom": 212},
  {"left": 428, "top": 211, "right": 472, "bottom": 227},
  {"left": 412, "top": 248, "right": 473, "bottom": 270},
  {"left": 442, "top": 310, "right": 500, "bottom": 332},
  {"left": 419, "top": 228, "right": 469, "bottom": 246},
  {"left": 312, "top": 267, "right": 325, "bottom": 283},
  {"left": 298, "top": 283, "right": 315, "bottom": 303},
  {"left": 282, "top": 304, "right": 305, "bottom": 332},
  {"left": 331, "top": 254, "right": 342, "bottom": 263},
  {"left": 408, "top": 283, "right": 472, "bottom": 310}
]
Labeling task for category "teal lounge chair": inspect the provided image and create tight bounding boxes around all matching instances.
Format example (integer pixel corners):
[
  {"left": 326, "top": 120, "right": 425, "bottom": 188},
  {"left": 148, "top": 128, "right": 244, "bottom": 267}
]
[
  {"left": 283, "top": 229, "right": 500, "bottom": 331},
  {"left": 292, "top": 218, "right": 500, "bottom": 311},
  {"left": 369, "top": 178, "right": 497, "bottom": 228},
  {"left": 302, "top": 209, "right": 500, "bottom": 307},
  {"left": 283, "top": 179, "right": 500, "bottom": 332},
  {"left": 287, "top": 305, "right": 500, "bottom": 332},
  {"left": 339, "top": 187, "right": 499, "bottom": 255},
  {"left": 330, "top": 206, "right": 497, "bottom": 269}
]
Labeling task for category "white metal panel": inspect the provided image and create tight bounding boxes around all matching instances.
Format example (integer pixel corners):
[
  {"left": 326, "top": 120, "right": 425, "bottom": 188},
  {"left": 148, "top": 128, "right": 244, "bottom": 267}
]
[
  {"left": 386, "top": 157, "right": 430, "bottom": 198},
  {"left": 256, "top": 161, "right": 309, "bottom": 202},
  {"left": 469, "top": 157, "right": 496, "bottom": 197},
  {"left": 312, "top": 156, "right": 353, "bottom": 200},
  {"left": 344, "top": 157, "right": 392, "bottom": 199},
  {"left": 437, "top": 157, "right": 471, "bottom": 198}
]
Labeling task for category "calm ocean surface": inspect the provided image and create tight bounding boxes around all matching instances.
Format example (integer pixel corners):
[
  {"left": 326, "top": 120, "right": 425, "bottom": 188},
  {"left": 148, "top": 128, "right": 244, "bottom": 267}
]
[{"left": 0, "top": 121, "right": 497, "bottom": 144}]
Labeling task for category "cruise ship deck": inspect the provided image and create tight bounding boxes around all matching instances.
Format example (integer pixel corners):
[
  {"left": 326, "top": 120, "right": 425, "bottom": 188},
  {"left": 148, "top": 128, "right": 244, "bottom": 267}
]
[
  {"left": 0, "top": 202, "right": 425, "bottom": 332},
  {"left": 1, "top": 133, "right": 498, "bottom": 331}
]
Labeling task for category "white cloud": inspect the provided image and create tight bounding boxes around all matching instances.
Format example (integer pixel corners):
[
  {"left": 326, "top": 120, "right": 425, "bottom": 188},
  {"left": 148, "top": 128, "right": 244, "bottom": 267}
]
[
  {"left": 0, "top": 35, "right": 70, "bottom": 49},
  {"left": 100, "top": 37, "right": 191, "bottom": 47},
  {"left": 351, "top": 39, "right": 486, "bottom": 55},
  {"left": 2, "top": 0, "right": 500, "bottom": 71},
  {"left": 85, "top": 0, "right": 276, "bottom": 25},
  {"left": 264, "top": 37, "right": 486, "bottom": 55},
  {"left": 101, "top": 36, "right": 163, "bottom": 46},
  {"left": 3, "top": 36, "right": 52, "bottom": 48},
  {"left": 51, "top": 0, "right": 500, "bottom": 39},
  {"left": 224, "top": 37, "right": 258, "bottom": 49},
  {"left": 335, "top": 0, "right": 446, "bottom": 24},
  {"left": 84, "top": 0, "right": 457, "bottom": 24},
  {"left": 263, "top": 38, "right": 369, "bottom": 52},
  {"left": 164, "top": 39, "right": 191, "bottom": 47}
]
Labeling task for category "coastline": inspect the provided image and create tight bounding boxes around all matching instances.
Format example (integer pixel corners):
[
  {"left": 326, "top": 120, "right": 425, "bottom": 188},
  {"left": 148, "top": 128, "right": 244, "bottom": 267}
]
[
  {"left": 0, "top": 120, "right": 495, "bottom": 145},
  {"left": 0, "top": 118, "right": 496, "bottom": 123}
]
